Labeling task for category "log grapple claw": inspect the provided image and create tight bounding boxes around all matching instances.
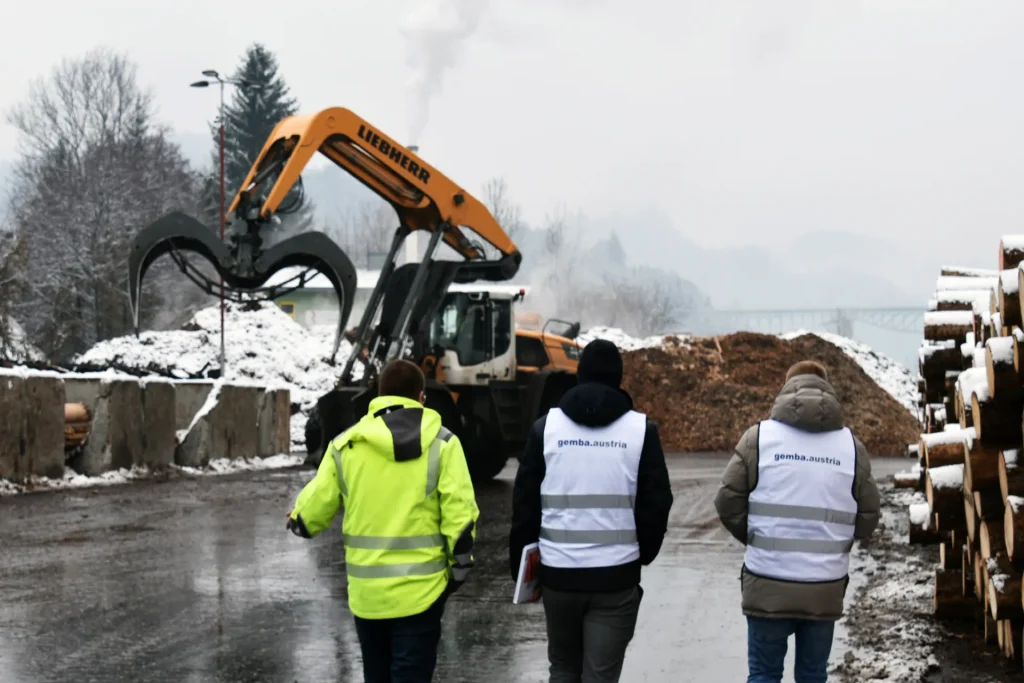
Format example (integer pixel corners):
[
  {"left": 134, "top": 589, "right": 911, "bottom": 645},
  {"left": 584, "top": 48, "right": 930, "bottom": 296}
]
[{"left": 128, "top": 211, "right": 358, "bottom": 361}]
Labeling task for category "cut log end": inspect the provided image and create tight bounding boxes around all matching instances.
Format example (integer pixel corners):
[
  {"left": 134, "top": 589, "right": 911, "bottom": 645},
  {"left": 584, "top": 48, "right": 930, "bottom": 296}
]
[{"left": 987, "top": 570, "right": 1023, "bottom": 621}]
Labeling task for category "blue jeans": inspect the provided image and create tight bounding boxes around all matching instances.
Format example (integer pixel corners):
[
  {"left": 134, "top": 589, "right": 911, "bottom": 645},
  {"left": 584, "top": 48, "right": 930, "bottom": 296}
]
[
  {"left": 747, "top": 616, "right": 835, "bottom": 683},
  {"left": 353, "top": 596, "right": 446, "bottom": 683}
]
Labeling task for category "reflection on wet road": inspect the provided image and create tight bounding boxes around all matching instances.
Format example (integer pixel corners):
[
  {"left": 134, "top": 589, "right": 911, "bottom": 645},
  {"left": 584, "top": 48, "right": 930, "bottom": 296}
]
[{"left": 0, "top": 454, "right": 905, "bottom": 682}]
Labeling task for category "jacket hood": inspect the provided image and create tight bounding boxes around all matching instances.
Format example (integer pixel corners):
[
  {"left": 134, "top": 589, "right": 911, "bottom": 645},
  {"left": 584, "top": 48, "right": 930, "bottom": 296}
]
[
  {"left": 559, "top": 381, "right": 634, "bottom": 427},
  {"left": 345, "top": 395, "right": 441, "bottom": 461},
  {"left": 768, "top": 374, "right": 845, "bottom": 432}
]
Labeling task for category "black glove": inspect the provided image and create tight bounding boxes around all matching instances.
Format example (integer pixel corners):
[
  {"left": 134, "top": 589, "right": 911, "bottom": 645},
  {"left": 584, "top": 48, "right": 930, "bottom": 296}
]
[{"left": 287, "top": 514, "right": 312, "bottom": 538}]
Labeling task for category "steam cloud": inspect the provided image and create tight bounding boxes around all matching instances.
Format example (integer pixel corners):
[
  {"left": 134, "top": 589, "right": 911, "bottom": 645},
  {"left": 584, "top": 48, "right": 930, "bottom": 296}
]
[{"left": 401, "top": 0, "right": 488, "bottom": 145}]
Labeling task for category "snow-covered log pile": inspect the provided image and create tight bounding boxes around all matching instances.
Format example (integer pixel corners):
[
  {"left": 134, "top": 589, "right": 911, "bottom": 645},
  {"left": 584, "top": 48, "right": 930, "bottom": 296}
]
[{"left": 899, "top": 239, "right": 1024, "bottom": 665}]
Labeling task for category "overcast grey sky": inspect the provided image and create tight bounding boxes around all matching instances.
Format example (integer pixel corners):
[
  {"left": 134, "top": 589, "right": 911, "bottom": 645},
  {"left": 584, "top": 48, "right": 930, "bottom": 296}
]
[{"left": 3, "top": 0, "right": 1024, "bottom": 295}]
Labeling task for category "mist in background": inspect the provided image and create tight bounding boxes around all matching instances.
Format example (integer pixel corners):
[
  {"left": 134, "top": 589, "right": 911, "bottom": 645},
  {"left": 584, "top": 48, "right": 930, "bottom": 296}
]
[{"left": 3, "top": 0, "right": 1023, "bottom": 371}]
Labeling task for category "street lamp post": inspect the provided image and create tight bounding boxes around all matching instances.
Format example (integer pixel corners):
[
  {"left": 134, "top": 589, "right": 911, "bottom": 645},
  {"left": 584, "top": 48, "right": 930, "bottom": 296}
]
[{"left": 190, "top": 71, "right": 258, "bottom": 374}]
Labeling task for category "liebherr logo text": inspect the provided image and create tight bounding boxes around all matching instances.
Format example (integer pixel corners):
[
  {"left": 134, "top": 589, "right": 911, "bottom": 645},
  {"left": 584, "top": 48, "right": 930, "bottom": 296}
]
[
  {"left": 774, "top": 452, "right": 840, "bottom": 466},
  {"left": 558, "top": 439, "right": 628, "bottom": 449},
  {"left": 357, "top": 125, "right": 431, "bottom": 184}
]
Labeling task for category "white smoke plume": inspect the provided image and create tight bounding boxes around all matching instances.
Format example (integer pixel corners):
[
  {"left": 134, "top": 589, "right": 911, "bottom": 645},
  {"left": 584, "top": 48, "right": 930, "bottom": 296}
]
[{"left": 401, "top": 0, "right": 488, "bottom": 146}]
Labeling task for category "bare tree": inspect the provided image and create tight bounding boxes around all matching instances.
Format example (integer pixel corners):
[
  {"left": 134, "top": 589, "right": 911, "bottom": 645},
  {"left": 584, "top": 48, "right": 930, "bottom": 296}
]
[
  {"left": 326, "top": 197, "right": 398, "bottom": 268},
  {"left": 482, "top": 176, "right": 524, "bottom": 241},
  {"left": 0, "top": 229, "right": 27, "bottom": 356},
  {"left": 6, "top": 48, "right": 206, "bottom": 361}
]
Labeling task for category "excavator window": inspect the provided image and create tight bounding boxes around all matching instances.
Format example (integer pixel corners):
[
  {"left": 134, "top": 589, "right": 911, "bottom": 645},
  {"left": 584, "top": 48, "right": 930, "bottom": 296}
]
[{"left": 429, "top": 292, "right": 511, "bottom": 367}]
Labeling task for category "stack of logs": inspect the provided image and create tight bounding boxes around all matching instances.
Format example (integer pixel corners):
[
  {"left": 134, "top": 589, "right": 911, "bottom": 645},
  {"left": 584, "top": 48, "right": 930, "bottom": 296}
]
[
  {"left": 905, "top": 235, "right": 1024, "bottom": 664},
  {"left": 64, "top": 402, "right": 90, "bottom": 451}
]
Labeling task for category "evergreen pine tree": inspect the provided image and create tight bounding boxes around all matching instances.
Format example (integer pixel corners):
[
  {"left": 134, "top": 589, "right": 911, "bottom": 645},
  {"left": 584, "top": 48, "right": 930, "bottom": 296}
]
[{"left": 213, "top": 43, "right": 315, "bottom": 231}]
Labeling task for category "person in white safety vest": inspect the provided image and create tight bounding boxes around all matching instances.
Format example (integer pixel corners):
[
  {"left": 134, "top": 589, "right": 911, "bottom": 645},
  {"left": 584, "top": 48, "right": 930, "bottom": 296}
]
[
  {"left": 714, "top": 360, "right": 880, "bottom": 683},
  {"left": 510, "top": 339, "right": 674, "bottom": 683}
]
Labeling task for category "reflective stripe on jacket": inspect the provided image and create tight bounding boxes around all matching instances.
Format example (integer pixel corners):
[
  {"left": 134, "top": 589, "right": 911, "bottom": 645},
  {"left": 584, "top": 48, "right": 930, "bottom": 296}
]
[
  {"left": 538, "top": 407, "right": 646, "bottom": 569},
  {"left": 744, "top": 418, "right": 857, "bottom": 583},
  {"left": 289, "top": 395, "right": 479, "bottom": 619}
]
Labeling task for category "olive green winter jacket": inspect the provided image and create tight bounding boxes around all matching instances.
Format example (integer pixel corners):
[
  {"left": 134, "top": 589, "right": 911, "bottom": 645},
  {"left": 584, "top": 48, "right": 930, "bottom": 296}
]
[{"left": 713, "top": 373, "right": 881, "bottom": 621}]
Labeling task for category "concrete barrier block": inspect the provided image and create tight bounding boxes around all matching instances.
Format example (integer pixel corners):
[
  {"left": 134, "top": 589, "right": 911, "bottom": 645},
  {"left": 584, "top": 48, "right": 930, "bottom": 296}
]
[
  {"left": 75, "top": 380, "right": 112, "bottom": 476},
  {"left": 258, "top": 388, "right": 291, "bottom": 457},
  {"left": 175, "top": 382, "right": 216, "bottom": 431},
  {"left": 141, "top": 381, "right": 176, "bottom": 469},
  {"left": 175, "top": 384, "right": 219, "bottom": 468},
  {"left": 63, "top": 377, "right": 102, "bottom": 414},
  {"left": 107, "top": 380, "right": 143, "bottom": 472},
  {"left": 22, "top": 376, "right": 65, "bottom": 479},
  {"left": 176, "top": 418, "right": 212, "bottom": 468},
  {"left": 0, "top": 376, "right": 24, "bottom": 481},
  {"left": 211, "top": 385, "right": 261, "bottom": 460}
]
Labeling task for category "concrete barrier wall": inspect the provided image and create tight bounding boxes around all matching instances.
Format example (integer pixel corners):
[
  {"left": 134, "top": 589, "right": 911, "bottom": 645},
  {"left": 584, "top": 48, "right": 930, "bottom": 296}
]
[
  {"left": 176, "top": 384, "right": 291, "bottom": 467},
  {"left": 1, "top": 372, "right": 291, "bottom": 482},
  {"left": 0, "top": 374, "right": 66, "bottom": 482},
  {"left": 258, "top": 389, "right": 291, "bottom": 457},
  {"left": 174, "top": 382, "right": 216, "bottom": 432}
]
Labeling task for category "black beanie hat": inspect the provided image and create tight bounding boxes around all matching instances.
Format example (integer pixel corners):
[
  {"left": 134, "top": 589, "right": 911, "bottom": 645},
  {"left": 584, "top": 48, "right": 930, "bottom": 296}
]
[{"left": 578, "top": 339, "right": 623, "bottom": 387}]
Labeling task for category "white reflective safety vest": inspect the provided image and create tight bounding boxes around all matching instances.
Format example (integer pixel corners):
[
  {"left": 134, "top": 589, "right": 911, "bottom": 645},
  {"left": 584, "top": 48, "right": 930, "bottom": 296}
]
[
  {"left": 744, "top": 419, "right": 858, "bottom": 582},
  {"left": 539, "top": 407, "right": 647, "bottom": 568}
]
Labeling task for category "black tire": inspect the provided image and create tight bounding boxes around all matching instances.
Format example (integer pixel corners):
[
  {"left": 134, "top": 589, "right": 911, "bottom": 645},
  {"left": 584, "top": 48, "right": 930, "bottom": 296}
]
[
  {"left": 303, "top": 406, "right": 323, "bottom": 467},
  {"left": 466, "top": 449, "right": 509, "bottom": 483}
]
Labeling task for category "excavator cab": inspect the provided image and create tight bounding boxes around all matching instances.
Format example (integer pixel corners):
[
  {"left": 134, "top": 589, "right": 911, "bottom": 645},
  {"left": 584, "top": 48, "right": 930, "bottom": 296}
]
[{"left": 127, "top": 108, "right": 521, "bottom": 363}]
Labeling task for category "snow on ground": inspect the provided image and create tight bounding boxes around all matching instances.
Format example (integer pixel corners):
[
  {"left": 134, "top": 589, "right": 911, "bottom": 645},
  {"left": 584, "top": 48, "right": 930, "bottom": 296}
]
[
  {"left": 831, "top": 487, "right": 946, "bottom": 682},
  {"left": 780, "top": 329, "right": 918, "bottom": 414},
  {"left": 74, "top": 300, "right": 362, "bottom": 449},
  {"left": 0, "top": 454, "right": 305, "bottom": 496}
]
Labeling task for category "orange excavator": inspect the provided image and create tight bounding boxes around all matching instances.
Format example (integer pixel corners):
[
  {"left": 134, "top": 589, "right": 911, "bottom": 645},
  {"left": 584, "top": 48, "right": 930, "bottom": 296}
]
[{"left": 128, "top": 107, "right": 582, "bottom": 480}]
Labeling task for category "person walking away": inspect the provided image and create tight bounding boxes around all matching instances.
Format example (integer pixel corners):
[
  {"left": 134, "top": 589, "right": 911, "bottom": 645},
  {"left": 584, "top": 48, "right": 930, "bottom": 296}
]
[
  {"left": 286, "top": 359, "right": 479, "bottom": 683},
  {"left": 510, "top": 339, "right": 674, "bottom": 683},
  {"left": 714, "top": 360, "right": 880, "bottom": 683}
]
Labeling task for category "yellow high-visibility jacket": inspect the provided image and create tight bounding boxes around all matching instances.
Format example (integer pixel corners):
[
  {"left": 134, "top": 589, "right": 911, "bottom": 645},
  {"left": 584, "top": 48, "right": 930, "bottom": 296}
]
[{"left": 289, "top": 395, "right": 479, "bottom": 620}]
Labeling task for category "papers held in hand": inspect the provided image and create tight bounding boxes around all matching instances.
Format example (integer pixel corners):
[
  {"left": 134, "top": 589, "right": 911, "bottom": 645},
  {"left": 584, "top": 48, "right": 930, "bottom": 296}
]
[{"left": 513, "top": 542, "right": 541, "bottom": 604}]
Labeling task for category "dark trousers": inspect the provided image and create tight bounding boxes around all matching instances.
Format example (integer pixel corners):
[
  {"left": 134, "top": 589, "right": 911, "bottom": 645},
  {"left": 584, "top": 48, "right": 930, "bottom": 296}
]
[
  {"left": 353, "top": 596, "right": 446, "bottom": 683},
  {"left": 541, "top": 585, "right": 643, "bottom": 683},
  {"left": 746, "top": 616, "right": 835, "bottom": 683}
]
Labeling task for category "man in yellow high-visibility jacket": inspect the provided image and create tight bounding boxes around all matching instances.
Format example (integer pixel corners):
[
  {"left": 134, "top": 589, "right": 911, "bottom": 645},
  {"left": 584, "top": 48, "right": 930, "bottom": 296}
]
[{"left": 286, "top": 358, "right": 479, "bottom": 683}]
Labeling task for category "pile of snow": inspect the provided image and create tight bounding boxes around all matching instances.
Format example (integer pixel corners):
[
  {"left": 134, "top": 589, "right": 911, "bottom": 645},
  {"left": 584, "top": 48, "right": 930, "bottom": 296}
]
[
  {"left": 578, "top": 326, "right": 689, "bottom": 351},
  {"left": 780, "top": 329, "right": 918, "bottom": 414},
  {"left": 74, "top": 301, "right": 362, "bottom": 448},
  {"left": 908, "top": 501, "right": 929, "bottom": 526},
  {"left": 921, "top": 426, "right": 975, "bottom": 450},
  {"left": 928, "top": 463, "right": 965, "bottom": 489},
  {"left": 987, "top": 335, "right": 1014, "bottom": 365},
  {"left": 0, "top": 318, "right": 46, "bottom": 364},
  {"left": 0, "top": 454, "right": 305, "bottom": 497},
  {"left": 957, "top": 367, "right": 990, "bottom": 403}
]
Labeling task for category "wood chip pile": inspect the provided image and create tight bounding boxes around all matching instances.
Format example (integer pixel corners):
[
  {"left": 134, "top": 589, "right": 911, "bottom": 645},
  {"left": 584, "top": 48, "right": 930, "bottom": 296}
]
[{"left": 619, "top": 330, "right": 920, "bottom": 456}]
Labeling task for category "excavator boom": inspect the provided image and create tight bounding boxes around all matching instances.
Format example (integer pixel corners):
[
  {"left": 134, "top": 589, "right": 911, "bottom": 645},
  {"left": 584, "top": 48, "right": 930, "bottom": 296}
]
[
  {"left": 127, "top": 106, "right": 522, "bottom": 365},
  {"left": 231, "top": 108, "right": 520, "bottom": 275}
]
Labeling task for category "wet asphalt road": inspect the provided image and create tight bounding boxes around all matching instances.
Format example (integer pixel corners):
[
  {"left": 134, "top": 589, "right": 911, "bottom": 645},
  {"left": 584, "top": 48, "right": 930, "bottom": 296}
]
[{"left": 0, "top": 454, "right": 905, "bottom": 683}]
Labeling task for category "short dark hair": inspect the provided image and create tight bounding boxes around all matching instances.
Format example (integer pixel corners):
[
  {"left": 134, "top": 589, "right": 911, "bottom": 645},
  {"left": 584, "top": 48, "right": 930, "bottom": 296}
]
[
  {"left": 378, "top": 359, "right": 425, "bottom": 400},
  {"left": 785, "top": 360, "right": 828, "bottom": 382}
]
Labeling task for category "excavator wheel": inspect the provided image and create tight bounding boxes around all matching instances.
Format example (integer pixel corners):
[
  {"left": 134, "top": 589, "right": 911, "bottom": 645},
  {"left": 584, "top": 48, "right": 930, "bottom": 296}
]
[
  {"left": 466, "top": 443, "right": 510, "bottom": 483},
  {"left": 303, "top": 405, "right": 324, "bottom": 466}
]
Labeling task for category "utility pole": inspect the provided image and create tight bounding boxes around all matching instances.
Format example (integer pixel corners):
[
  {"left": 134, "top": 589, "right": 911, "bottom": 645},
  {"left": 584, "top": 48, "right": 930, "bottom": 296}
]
[{"left": 190, "top": 71, "right": 259, "bottom": 373}]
